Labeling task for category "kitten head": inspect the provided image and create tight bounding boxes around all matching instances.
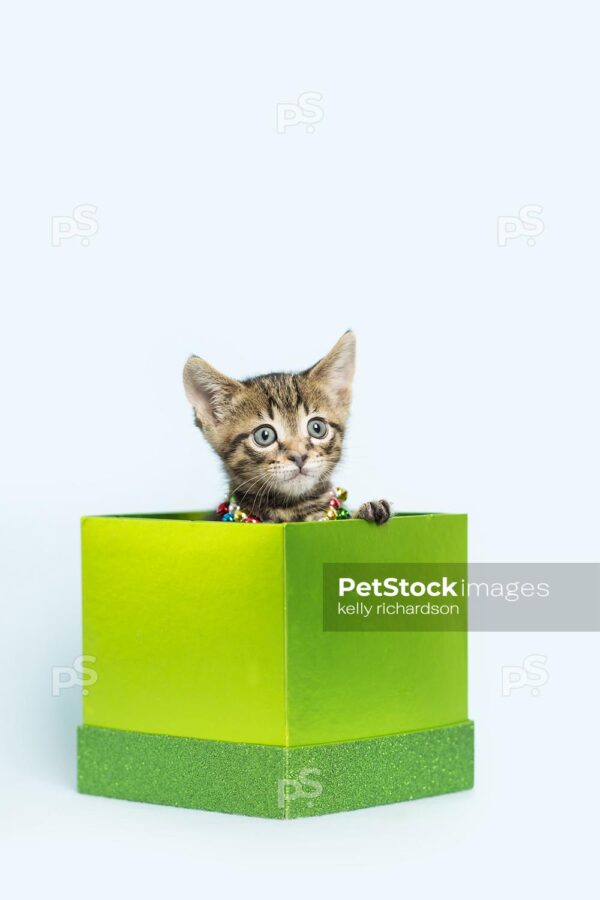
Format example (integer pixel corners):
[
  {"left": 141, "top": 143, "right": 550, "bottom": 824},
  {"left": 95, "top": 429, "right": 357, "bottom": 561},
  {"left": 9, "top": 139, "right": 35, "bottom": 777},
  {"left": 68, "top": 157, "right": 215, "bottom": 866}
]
[{"left": 183, "top": 331, "right": 355, "bottom": 503}]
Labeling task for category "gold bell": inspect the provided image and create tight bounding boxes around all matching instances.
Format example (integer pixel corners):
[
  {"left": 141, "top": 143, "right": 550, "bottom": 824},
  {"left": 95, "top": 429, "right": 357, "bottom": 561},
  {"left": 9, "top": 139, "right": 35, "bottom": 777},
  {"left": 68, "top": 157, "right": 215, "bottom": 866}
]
[{"left": 335, "top": 487, "right": 348, "bottom": 501}]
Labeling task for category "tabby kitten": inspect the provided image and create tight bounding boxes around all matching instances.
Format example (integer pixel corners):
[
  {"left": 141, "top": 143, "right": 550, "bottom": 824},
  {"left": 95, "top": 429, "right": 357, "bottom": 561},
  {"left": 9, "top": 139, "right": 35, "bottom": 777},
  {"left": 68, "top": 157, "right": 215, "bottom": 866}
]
[{"left": 183, "top": 331, "right": 391, "bottom": 524}]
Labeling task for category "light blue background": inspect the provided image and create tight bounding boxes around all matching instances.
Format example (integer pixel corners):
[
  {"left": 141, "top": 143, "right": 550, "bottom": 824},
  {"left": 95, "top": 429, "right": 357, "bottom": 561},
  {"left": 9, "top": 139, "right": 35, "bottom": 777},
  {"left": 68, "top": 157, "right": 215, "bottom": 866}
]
[{"left": 0, "top": 2, "right": 597, "bottom": 898}]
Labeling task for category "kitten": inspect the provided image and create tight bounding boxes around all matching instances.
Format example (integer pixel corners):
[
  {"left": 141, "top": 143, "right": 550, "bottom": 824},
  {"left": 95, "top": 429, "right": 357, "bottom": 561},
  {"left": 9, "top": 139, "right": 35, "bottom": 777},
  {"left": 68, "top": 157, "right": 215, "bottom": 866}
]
[{"left": 183, "top": 331, "right": 391, "bottom": 524}]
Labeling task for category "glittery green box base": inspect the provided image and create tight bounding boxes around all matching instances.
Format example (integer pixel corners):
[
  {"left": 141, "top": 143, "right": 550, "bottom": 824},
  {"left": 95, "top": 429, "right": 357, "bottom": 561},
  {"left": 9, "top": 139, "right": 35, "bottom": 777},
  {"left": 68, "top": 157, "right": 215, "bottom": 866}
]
[{"left": 78, "top": 721, "right": 474, "bottom": 819}]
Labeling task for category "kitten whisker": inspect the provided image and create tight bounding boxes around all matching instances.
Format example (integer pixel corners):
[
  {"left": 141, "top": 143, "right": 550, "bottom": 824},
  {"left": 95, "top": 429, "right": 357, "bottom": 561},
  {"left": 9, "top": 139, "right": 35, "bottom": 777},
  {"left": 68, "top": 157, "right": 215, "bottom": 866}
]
[
  {"left": 264, "top": 471, "right": 280, "bottom": 512},
  {"left": 239, "top": 475, "right": 271, "bottom": 508},
  {"left": 257, "top": 471, "right": 277, "bottom": 511},
  {"left": 234, "top": 471, "right": 272, "bottom": 504},
  {"left": 231, "top": 471, "right": 268, "bottom": 496}
]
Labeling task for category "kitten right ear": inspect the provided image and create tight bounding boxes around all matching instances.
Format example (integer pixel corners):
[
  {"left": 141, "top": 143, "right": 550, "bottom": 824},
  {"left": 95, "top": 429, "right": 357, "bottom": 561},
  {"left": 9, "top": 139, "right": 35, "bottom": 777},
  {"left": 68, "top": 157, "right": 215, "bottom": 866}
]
[
  {"left": 183, "top": 356, "right": 242, "bottom": 424},
  {"left": 305, "top": 330, "right": 356, "bottom": 411}
]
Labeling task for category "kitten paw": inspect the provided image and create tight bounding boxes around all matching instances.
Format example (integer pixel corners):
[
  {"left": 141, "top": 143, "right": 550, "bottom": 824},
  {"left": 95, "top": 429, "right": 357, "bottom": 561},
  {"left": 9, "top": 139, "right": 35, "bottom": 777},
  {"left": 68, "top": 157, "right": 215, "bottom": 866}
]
[{"left": 355, "top": 499, "right": 391, "bottom": 525}]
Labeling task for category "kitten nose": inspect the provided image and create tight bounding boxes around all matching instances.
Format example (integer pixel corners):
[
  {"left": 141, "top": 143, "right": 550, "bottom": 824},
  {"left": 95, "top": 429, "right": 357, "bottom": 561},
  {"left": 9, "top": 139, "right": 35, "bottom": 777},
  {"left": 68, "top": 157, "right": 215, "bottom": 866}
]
[{"left": 288, "top": 452, "right": 308, "bottom": 470}]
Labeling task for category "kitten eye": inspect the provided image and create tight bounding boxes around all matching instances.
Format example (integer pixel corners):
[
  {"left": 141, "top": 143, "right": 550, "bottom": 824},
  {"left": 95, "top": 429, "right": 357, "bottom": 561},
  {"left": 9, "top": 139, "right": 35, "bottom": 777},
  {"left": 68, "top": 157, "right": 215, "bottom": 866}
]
[
  {"left": 253, "top": 425, "right": 277, "bottom": 447},
  {"left": 307, "top": 417, "right": 328, "bottom": 439}
]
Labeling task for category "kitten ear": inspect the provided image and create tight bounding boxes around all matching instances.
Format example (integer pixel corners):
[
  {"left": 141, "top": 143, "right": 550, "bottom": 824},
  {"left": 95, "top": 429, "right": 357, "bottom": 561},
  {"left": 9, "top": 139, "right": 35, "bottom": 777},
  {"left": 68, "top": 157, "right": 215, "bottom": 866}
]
[
  {"left": 183, "top": 356, "right": 242, "bottom": 424},
  {"left": 305, "top": 330, "right": 356, "bottom": 410}
]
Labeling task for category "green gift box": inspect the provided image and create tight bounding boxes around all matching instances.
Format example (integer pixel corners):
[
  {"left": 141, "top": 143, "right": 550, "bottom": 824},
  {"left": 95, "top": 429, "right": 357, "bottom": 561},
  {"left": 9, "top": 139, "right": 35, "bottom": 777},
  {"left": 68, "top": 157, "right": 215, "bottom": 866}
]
[{"left": 78, "top": 511, "right": 474, "bottom": 818}]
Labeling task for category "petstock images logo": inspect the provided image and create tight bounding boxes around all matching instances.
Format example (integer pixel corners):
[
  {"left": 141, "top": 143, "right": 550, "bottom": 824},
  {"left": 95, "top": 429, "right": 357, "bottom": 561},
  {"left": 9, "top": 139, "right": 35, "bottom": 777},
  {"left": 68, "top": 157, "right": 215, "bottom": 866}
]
[{"left": 322, "top": 563, "right": 600, "bottom": 632}]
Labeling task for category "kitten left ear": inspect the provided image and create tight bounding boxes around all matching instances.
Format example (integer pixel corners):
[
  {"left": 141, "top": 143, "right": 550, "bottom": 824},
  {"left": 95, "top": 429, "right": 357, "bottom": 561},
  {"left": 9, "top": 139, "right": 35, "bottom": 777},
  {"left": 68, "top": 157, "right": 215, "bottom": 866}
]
[
  {"left": 183, "top": 355, "right": 242, "bottom": 425},
  {"left": 305, "top": 330, "right": 356, "bottom": 410}
]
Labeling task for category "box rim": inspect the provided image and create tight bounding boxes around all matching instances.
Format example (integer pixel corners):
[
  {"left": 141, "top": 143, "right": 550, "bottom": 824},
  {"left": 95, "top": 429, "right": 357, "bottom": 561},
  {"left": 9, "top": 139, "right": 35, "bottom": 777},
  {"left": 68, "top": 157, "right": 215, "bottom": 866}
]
[{"left": 80, "top": 511, "right": 467, "bottom": 527}]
